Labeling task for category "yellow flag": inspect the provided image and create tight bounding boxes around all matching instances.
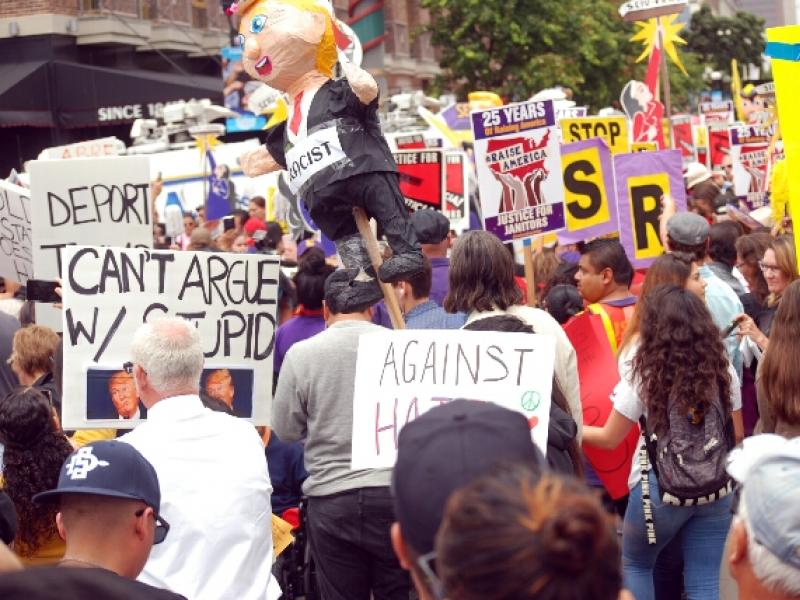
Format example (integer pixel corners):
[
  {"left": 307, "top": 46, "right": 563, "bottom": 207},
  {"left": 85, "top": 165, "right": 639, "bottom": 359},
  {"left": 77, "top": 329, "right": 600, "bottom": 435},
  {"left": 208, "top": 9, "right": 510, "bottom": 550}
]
[
  {"left": 731, "top": 59, "right": 745, "bottom": 122},
  {"left": 767, "top": 26, "right": 800, "bottom": 265}
]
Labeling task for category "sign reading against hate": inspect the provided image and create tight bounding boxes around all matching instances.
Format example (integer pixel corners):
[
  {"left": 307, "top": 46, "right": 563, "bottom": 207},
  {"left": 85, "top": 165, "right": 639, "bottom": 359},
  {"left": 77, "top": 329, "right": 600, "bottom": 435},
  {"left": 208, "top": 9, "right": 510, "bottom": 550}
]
[
  {"left": 730, "top": 124, "right": 775, "bottom": 209},
  {"left": 28, "top": 156, "right": 154, "bottom": 329},
  {"left": 560, "top": 116, "right": 630, "bottom": 155},
  {"left": 471, "top": 100, "right": 566, "bottom": 242},
  {"left": 558, "top": 138, "right": 619, "bottom": 243},
  {"left": 350, "top": 330, "right": 555, "bottom": 469},
  {"left": 61, "top": 246, "right": 280, "bottom": 430},
  {"left": 393, "top": 150, "right": 445, "bottom": 212},
  {"left": 0, "top": 180, "right": 32, "bottom": 284},
  {"left": 445, "top": 151, "right": 470, "bottom": 233},
  {"left": 615, "top": 150, "right": 687, "bottom": 267}
]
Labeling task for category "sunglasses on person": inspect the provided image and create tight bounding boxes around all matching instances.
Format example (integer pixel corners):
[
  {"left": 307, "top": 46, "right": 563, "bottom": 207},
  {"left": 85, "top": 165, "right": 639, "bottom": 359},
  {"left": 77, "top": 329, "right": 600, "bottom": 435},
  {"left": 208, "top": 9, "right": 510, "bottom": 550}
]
[
  {"left": 123, "top": 361, "right": 134, "bottom": 375},
  {"left": 136, "top": 508, "right": 171, "bottom": 545}
]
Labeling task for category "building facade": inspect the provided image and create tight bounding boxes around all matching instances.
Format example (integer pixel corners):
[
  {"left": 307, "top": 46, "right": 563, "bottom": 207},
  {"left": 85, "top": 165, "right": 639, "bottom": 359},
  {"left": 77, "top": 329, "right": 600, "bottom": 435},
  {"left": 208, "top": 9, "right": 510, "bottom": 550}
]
[
  {"left": 737, "top": 0, "right": 795, "bottom": 26},
  {"left": 0, "top": 0, "right": 441, "bottom": 172},
  {"left": 336, "top": 0, "right": 440, "bottom": 95},
  {"left": 0, "top": 0, "right": 229, "bottom": 174}
]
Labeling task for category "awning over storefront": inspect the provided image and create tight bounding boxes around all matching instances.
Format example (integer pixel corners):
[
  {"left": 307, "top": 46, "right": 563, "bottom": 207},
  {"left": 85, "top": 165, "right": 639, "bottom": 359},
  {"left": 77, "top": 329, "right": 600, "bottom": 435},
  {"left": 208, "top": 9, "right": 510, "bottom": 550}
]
[
  {"left": 0, "top": 61, "right": 54, "bottom": 127},
  {"left": 0, "top": 60, "right": 223, "bottom": 129}
]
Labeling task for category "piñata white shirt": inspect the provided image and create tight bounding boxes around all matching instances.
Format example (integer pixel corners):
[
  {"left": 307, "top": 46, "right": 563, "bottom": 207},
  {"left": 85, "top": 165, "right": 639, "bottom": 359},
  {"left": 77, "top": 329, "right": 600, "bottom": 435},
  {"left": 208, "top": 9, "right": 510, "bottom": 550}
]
[{"left": 121, "top": 395, "right": 278, "bottom": 600}]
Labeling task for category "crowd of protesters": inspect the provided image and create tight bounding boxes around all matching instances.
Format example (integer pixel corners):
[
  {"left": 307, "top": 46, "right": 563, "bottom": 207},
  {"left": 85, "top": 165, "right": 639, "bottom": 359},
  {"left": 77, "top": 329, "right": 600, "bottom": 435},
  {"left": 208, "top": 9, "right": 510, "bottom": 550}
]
[{"left": 0, "top": 170, "right": 796, "bottom": 600}]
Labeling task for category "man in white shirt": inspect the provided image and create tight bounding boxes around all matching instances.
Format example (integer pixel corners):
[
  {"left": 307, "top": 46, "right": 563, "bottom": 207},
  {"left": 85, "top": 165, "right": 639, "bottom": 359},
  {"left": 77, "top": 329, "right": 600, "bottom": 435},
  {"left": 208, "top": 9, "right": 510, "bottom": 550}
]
[{"left": 121, "top": 317, "right": 277, "bottom": 600}]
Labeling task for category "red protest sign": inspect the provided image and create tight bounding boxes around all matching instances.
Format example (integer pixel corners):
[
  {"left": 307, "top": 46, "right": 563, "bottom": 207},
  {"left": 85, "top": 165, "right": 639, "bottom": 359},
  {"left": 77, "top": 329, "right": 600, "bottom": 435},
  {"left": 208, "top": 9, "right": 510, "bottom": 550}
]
[
  {"left": 564, "top": 312, "right": 640, "bottom": 500},
  {"left": 393, "top": 150, "right": 445, "bottom": 212}
]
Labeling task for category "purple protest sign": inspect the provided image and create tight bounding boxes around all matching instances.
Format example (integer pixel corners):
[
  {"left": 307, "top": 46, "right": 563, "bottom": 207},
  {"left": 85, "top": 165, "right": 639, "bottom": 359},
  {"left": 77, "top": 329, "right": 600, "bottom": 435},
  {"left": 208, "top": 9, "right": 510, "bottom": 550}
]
[
  {"left": 614, "top": 149, "right": 686, "bottom": 268},
  {"left": 471, "top": 101, "right": 556, "bottom": 141},
  {"left": 440, "top": 102, "right": 472, "bottom": 131},
  {"left": 558, "top": 138, "right": 619, "bottom": 243},
  {"left": 470, "top": 100, "right": 565, "bottom": 243}
]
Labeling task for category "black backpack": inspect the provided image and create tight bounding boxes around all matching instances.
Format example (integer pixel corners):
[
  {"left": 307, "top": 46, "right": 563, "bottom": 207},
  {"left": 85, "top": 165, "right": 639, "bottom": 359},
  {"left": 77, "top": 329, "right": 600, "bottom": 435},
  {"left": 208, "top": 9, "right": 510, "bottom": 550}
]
[{"left": 640, "top": 391, "right": 735, "bottom": 507}]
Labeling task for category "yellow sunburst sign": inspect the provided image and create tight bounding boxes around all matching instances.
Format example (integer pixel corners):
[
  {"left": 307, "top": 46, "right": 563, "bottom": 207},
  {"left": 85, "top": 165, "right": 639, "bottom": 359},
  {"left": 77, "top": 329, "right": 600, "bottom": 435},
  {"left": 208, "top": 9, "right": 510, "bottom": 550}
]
[{"left": 631, "top": 15, "right": 688, "bottom": 76}]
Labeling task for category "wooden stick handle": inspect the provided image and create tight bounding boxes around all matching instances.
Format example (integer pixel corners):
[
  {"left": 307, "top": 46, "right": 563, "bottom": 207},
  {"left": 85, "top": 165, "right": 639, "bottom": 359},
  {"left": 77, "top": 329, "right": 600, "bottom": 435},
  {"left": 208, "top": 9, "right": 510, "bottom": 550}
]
[
  {"left": 523, "top": 244, "right": 536, "bottom": 307},
  {"left": 352, "top": 207, "right": 406, "bottom": 330}
]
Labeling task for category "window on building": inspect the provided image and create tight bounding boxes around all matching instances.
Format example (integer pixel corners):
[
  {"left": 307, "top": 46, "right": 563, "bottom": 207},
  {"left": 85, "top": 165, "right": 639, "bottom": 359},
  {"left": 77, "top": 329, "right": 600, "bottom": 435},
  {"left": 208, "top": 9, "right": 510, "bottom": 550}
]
[
  {"left": 414, "top": 31, "right": 433, "bottom": 60},
  {"left": 394, "top": 23, "right": 409, "bottom": 56},
  {"left": 192, "top": 0, "right": 208, "bottom": 29},
  {"left": 141, "top": 0, "right": 158, "bottom": 20},
  {"left": 80, "top": 0, "right": 101, "bottom": 12}
]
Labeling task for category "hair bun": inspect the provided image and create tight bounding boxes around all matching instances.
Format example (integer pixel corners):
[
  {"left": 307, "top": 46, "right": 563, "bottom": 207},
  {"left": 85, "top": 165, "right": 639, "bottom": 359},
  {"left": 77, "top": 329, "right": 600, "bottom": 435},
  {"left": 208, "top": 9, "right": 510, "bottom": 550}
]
[{"left": 538, "top": 498, "right": 610, "bottom": 574}]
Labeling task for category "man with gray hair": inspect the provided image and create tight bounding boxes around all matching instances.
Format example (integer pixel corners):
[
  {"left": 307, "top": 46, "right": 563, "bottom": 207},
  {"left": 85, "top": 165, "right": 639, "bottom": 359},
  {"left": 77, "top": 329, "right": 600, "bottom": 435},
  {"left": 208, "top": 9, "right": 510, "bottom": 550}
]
[
  {"left": 727, "top": 435, "right": 800, "bottom": 600},
  {"left": 121, "top": 317, "right": 278, "bottom": 599}
]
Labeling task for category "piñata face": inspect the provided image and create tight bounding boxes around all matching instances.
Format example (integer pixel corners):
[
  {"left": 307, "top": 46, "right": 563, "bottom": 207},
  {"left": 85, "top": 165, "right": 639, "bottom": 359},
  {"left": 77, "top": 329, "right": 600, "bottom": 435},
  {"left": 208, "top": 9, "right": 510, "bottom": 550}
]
[{"left": 238, "top": 1, "right": 326, "bottom": 92}]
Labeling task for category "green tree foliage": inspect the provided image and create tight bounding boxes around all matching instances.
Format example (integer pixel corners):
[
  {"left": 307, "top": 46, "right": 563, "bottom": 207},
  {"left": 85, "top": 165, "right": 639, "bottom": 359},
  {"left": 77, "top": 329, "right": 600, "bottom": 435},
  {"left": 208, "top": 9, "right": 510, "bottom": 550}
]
[
  {"left": 684, "top": 5, "right": 765, "bottom": 75},
  {"left": 419, "top": 0, "right": 702, "bottom": 111}
]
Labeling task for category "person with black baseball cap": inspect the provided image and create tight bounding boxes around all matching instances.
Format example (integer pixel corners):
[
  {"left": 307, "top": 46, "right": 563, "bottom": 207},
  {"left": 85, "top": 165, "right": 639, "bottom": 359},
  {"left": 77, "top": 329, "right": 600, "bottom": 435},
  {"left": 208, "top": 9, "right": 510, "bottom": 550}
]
[
  {"left": 15, "top": 440, "right": 182, "bottom": 598},
  {"left": 410, "top": 210, "right": 454, "bottom": 306},
  {"left": 390, "top": 400, "right": 547, "bottom": 600}
]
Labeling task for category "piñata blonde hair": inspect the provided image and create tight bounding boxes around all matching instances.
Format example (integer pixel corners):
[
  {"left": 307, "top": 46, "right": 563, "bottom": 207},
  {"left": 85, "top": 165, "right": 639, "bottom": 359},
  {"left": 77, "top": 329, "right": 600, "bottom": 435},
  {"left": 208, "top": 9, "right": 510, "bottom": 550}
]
[{"left": 238, "top": 0, "right": 337, "bottom": 78}]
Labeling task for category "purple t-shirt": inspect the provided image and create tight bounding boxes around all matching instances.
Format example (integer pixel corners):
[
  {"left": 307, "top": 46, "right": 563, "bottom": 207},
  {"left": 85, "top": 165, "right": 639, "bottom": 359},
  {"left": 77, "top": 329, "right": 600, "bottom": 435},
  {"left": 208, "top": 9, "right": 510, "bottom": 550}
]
[
  {"left": 429, "top": 257, "right": 451, "bottom": 307},
  {"left": 274, "top": 315, "right": 326, "bottom": 374}
]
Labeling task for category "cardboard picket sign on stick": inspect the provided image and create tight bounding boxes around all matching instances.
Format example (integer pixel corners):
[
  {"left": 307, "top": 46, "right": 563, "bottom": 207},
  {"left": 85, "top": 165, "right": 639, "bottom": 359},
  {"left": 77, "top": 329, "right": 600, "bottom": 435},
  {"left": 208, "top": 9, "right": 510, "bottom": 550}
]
[
  {"left": 558, "top": 138, "right": 619, "bottom": 243},
  {"left": 670, "top": 114, "right": 696, "bottom": 167},
  {"left": 0, "top": 180, "right": 33, "bottom": 284},
  {"left": 60, "top": 246, "right": 280, "bottom": 429},
  {"left": 699, "top": 100, "right": 735, "bottom": 125},
  {"left": 614, "top": 149, "right": 687, "bottom": 268},
  {"left": 560, "top": 116, "right": 630, "bottom": 155},
  {"left": 28, "top": 156, "right": 153, "bottom": 329},
  {"left": 393, "top": 150, "right": 446, "bottom": 212},
  {"left": 729, "top": 124, "right": 775, "bottom": 211},
  {"left": 444, "top": 151, "right": 470, "bottom": 233},
  {"left": 471, "top": 99, "right": 566, "bottom": 242},
  {"left": 350, "top": 329, "right": 555, "bottom": 469}
]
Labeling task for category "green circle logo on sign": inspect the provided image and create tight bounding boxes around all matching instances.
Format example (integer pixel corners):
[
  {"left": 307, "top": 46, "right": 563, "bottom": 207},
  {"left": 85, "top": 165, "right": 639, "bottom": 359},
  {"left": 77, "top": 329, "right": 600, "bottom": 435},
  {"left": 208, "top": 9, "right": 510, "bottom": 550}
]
[{"left": 521, "top": 390, "right": 540, "bottom": 412}]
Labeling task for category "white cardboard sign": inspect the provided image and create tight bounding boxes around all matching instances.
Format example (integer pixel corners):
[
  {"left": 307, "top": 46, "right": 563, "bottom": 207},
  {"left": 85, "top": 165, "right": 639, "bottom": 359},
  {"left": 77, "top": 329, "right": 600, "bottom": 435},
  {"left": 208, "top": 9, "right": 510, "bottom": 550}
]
[
  {"left": 0, "top": 180, "right": 33, "bottom": 284},
  {"left": 351, "top": 330, "right": 554, "bottom": 469},
  {"left": 61, "top": 245, "right": 280, "bottom": 430},
  {"left": 28, "top": 156, "right": 154, "bottom": 329}
]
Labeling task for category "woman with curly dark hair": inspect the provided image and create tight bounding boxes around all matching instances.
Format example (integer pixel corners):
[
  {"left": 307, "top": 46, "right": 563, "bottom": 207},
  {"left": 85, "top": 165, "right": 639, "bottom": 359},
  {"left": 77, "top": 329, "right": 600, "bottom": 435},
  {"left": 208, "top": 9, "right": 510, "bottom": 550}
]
[
  {"left": 584, "top": 285, "right": 743, "bottom": 600},
  {"left": 0, "top": 387, "right": 73, "bottom": 564}
]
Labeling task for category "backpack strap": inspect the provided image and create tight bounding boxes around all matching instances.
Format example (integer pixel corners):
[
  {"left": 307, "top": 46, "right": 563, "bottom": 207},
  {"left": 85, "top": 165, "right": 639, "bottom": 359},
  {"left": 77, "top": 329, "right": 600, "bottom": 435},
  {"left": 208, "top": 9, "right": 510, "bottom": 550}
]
[{"left": 638, "top": 416, "right": 657, "bottom": 546}]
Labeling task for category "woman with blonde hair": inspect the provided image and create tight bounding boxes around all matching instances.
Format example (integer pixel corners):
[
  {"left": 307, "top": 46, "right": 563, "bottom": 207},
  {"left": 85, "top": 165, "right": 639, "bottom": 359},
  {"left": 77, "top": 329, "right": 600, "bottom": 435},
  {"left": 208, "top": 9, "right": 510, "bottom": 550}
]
[
  {"left": 735, "top": 235, "right": 797, "bottom": 351},
  {"left": 8, "top": 325, "right": 60, "bottom": 411}
]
